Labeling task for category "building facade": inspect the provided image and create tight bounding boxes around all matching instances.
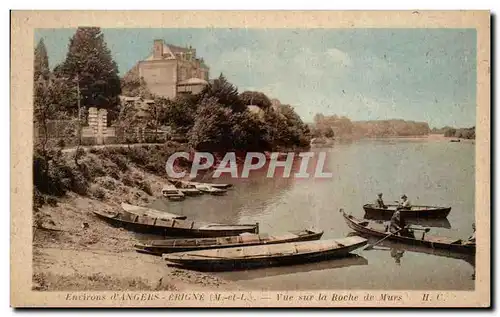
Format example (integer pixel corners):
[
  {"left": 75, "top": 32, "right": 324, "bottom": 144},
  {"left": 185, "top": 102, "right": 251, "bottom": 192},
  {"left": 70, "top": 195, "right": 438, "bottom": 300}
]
[{"left": 133, "top": 39, "right": 210, "bottom": 99}]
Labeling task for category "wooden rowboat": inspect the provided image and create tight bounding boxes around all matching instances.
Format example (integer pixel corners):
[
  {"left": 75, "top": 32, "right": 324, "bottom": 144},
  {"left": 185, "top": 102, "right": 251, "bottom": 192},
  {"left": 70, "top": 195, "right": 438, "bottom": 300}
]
[
  {"left": 169, "top": 179, "right": 232, "bottom": 190},
  {"left": 93, "top": 209, "right": 258, "bottom": 237},
  {"left": 341, "top": 210, "right": 474, "bottom": 254},
  {"left": 363, "top": 214, "right": 452, "bottom": 229},
  {"left": 135, "top": 229, "right": 324, "bottom": 255},
  {"left": 195, "top": 185, "right": 227, "bottom": 195},
  {"left": 162, "top": 236, "right": 368, "bottom": 271},
  {"left": 363, "top": 203, "right": 451, "bottom": 219},
  {"left": 121, "top": 203, "right": 186, "bottom": 220},
  {"left": 216, "top": 254, "right": 368, "bottom": 279}
]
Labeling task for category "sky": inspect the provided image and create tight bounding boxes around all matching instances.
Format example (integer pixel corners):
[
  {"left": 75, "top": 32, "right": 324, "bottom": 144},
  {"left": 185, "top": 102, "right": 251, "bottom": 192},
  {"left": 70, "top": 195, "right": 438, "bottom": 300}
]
[{"left": 34, "top": 28, "right": 476, "bottom": 128}]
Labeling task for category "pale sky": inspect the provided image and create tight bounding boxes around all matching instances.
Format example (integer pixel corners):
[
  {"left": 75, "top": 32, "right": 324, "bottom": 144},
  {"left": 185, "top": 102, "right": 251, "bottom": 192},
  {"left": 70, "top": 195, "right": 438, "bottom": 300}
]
[{"left": 35, "top": 28, "right": 477, "bottom": 128}]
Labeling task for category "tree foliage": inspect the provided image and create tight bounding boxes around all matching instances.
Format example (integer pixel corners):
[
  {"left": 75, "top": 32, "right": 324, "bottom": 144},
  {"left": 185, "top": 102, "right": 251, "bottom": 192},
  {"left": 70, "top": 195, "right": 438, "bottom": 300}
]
[
  {"left": 161, "top": 95, "right": 199, "bottom": 133},
  {"left": 239, "top": 91, "right": 272, "bottom": 109},
  {"left": 200, "top": 73, "right": 244, "bottom": 112},
  {"left": 34, "top": 39, "right": 50, "bottom": 81},
  {"left": 56, "top": 27, "right": 121, "bottom": 118},
  {"left": 188, "top": 97, "right": 233, "bottom": 151}
]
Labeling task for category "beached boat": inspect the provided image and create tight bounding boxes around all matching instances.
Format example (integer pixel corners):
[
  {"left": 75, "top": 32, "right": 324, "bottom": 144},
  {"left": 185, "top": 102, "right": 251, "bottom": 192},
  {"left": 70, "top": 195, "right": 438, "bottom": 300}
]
[
  {"left": 121, "top": 203, "right": 186, "bottom": 220},
  {"left": 216, "top": 254, "right": 368, "bottom": 279},
  {"left": 162, "top": 236, "right": 368, "bottom": 271},
  {"left": 93, "top": 209, "right": 259, "bottom": 237},
  {"left": 135, "top": 229, "right": 324, "bottom": 255},
  {"left": 168, "top": 179, "right": 232, "bottom": 190},
  {"left": 195, "top": 185, "right": 227, "bottom": 195},
  {"left": 161, "top": 185, "right": 185, "bottom": 201},
  {"left": 363, "top": 203, "right": 451, "bottom": 219},
  {"left": 193, "top": 181, "right": 232, "bottom": 189},
  {"left": 341, "top": 210, "right": 474, "bottom": 254},
  {"left": 178, "top": 187, "right": 203, "bottom": 196}
]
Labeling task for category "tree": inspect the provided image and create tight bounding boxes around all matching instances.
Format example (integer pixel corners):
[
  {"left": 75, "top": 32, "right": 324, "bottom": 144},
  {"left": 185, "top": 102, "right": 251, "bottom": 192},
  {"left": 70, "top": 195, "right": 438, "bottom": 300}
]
[
  {"left": 161, "top": 95, "right": 198, "bottom": 133},
  {"left": 239, "top": 91, "right": 272, "bottom": 109},
  {"left": 200, "top": 73, "right": 244, "bottom": 112},
  {"left": 188, "top": 97, "right": 233, "bottom": 151},
  {"left": 56, "top": 27, "right": 121, "bottom": 121},
  {"left": 34, "top": 39, "right": 50, "bottom": 81},
  {"left": 146, "top": 96, "right": 167, "bottom": 140},
  {"left": 230, "top": 111, "right": 268, "bottom": 151}
]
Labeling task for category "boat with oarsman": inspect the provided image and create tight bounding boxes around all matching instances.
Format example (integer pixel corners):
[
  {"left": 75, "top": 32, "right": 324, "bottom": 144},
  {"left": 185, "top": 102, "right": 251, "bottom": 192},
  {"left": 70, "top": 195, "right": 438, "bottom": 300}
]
[{"left": 341, "top": 209, "right": 475, "bottom": 254}]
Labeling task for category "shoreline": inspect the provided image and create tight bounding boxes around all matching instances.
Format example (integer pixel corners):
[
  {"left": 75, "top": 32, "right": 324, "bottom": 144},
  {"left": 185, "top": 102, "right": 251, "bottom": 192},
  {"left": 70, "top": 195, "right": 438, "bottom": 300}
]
[{"left": 33, "top": 194, "right": 244, "bottom": 292}]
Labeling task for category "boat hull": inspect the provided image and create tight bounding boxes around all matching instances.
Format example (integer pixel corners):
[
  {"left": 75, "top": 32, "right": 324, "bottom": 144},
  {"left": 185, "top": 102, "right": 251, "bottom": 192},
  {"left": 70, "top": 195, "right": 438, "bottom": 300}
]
[
  {"left": 135, "top": 230, "right": 324, "bottom": 255},
  {"left": 363, "top": 204, "right": 451, "bottom": 219},
  {"left": 93, "top": 210, "right": 258, "bottom": 238},
  {"left": 163, "top": 237, "right": 368, "bottom": 271},
  {"left": 342, "top": 211, "right": 474, "bottom": 254}
]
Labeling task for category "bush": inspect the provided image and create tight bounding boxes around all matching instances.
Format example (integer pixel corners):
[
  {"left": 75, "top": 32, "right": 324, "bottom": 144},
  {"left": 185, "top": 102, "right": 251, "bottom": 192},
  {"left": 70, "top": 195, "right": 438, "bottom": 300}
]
[
  {"left": 110, "top": 155, "right": 128, "bottom": 172},
  {"left": 121, "top": 174, "right": 134, "bottom": 187},
  {"left": 97, "top": 176, "right": 117, "bottom": 191},
  {"left": 137, "top": 180, "right": 153, "bottom": 196},
  {"left": 91, "top": 186, "right": 106, "bottom": 200}
]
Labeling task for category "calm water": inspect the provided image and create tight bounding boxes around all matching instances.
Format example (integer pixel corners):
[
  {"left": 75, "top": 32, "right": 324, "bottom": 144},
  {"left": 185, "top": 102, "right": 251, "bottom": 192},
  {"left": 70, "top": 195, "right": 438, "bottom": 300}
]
[{"left": 148, "top": 138, "right": 476, "bottom": 290}]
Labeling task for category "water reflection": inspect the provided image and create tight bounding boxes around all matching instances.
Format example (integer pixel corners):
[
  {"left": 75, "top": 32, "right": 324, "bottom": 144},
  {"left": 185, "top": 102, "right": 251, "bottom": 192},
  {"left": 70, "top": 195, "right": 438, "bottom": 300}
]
[
  {"left": 366, "top": 239, "right": 476, "bottom": 280},
  {"left": 146, "top": 159, "right": 303, "bottom": 224},
  {"left": 214, "top": 254, "right": 368, "bottom": 281}
]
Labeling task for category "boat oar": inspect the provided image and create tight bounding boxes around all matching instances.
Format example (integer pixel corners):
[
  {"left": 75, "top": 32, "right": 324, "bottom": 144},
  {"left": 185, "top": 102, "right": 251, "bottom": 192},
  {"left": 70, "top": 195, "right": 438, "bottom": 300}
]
[{"left": 364, "top": 227, "right": 406, "bottom": 250}]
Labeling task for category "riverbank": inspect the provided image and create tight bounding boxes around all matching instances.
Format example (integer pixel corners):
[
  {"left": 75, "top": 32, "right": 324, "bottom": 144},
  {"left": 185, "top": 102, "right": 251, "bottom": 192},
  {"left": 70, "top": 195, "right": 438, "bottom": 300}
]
[
  {"left": 32, "top": 144, "right": 243, "bottom": 292},
  {"left": 33, "top": 195, "right": 243, "bottom": 291}
]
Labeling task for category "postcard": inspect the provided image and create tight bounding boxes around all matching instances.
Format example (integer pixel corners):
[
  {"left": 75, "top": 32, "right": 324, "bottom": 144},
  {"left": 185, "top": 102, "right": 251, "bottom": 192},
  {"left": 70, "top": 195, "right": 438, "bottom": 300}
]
[{"left": 11, "top": 10, "right": 490, "bottom": 307}]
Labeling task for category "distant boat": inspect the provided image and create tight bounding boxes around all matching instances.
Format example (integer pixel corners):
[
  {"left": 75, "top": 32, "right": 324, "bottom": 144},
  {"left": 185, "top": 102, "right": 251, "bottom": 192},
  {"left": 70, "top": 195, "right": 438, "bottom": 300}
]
[
  {"left": 191, "top": 181, "right": 232, "bottom": 190},
  {"left": 163, "top": 236, "right": 368, "bottom": 271},
  {"left": 450, "top": 139, "right": 461, "bottom": 142},
  {"left": 161, "top": 185, "right": 185, "bottom": 201},
  {"left": 93, "top": 208, "right": 259, "bottom": 237},
  {"left": 195, "top": 184, "right": 227, "bottom": 195},
  {"left": 135, "top": 229, "right": 324, "bottom": 255},
  {"left": 168, "top": 179, "right": 232, "bottom": 190},
  {"left": 120, "top": 203, "right": 186, "bottom": 220},
  {"left": 363, "top": 203, "right": 451, "bottom": 219},
  {"left": 178, "top": 187, "right": 203, "bottom": 196}
]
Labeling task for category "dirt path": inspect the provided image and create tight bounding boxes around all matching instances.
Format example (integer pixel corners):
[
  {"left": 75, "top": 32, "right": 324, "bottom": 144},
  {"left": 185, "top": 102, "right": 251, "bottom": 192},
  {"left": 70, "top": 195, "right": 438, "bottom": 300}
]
[{"left": 33, "top": 247, "right": 241, "bottom": 291}]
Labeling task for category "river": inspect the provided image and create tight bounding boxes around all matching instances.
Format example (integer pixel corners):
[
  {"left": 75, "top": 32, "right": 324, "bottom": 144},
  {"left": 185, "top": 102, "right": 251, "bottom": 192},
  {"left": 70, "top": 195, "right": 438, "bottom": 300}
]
[{"left": 147, "top": 137, "right": 476, "bottom": 290}]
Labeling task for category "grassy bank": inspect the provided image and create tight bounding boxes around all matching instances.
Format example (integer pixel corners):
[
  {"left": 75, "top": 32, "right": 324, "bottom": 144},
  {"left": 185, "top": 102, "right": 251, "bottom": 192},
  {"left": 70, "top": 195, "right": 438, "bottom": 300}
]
[{"left": 32, "top": 142, "right": 241, "bottom": 291}]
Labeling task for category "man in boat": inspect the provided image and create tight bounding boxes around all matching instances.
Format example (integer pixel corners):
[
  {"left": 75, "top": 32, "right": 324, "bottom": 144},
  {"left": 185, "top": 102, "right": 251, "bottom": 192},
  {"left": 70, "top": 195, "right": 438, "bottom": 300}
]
[
  {"left": 376, "top": 193, "right": 387, "bottom": 209},
  {"left": 397, "top": 194, "right": 411, "bottom": 210},
  {"left": 388, "top": 210, "right": 414, "bottom": 238}
]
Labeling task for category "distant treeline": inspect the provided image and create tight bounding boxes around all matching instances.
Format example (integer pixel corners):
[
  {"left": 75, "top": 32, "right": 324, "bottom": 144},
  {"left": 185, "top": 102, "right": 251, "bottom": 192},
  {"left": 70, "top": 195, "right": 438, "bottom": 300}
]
[
  {"left": 311, "top": 114, "right": 430, "bottom": 139},
  {"left": 431, "top": 126, "right": 475, "bottom": 139}
]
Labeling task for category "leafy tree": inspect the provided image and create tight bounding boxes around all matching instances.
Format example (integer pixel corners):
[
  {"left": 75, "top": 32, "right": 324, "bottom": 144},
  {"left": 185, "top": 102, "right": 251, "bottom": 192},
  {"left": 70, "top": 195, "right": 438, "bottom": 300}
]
[
  {"left": 56, "top": 27, "right": 121, "bottom": 120},
  {"left": 188, "top": 97, "right": 233, "bottom": 151},
  {"left": 230, "top": 111, "right": 268, "bottom": 151},
  {"left": 34, "top": 39, "right": 50, "bottom": 81},
  {"left": 239, "top": 91, "right": 272, "bottom": 109},
  {"left": 200, "top": 73, "right": 244, "bottom": 112},
  {"left": 161, "top": 95, "right": 198, "bottom": 133},
  {"left": 145, "top": 96, "right": 167, "bottom": 139}
]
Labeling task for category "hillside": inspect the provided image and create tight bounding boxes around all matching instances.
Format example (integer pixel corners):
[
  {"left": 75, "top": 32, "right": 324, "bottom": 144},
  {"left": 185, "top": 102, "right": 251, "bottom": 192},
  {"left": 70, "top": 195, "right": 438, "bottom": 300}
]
[{"left": 311, "top": 113, "right": 430, "bottom": 139}]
